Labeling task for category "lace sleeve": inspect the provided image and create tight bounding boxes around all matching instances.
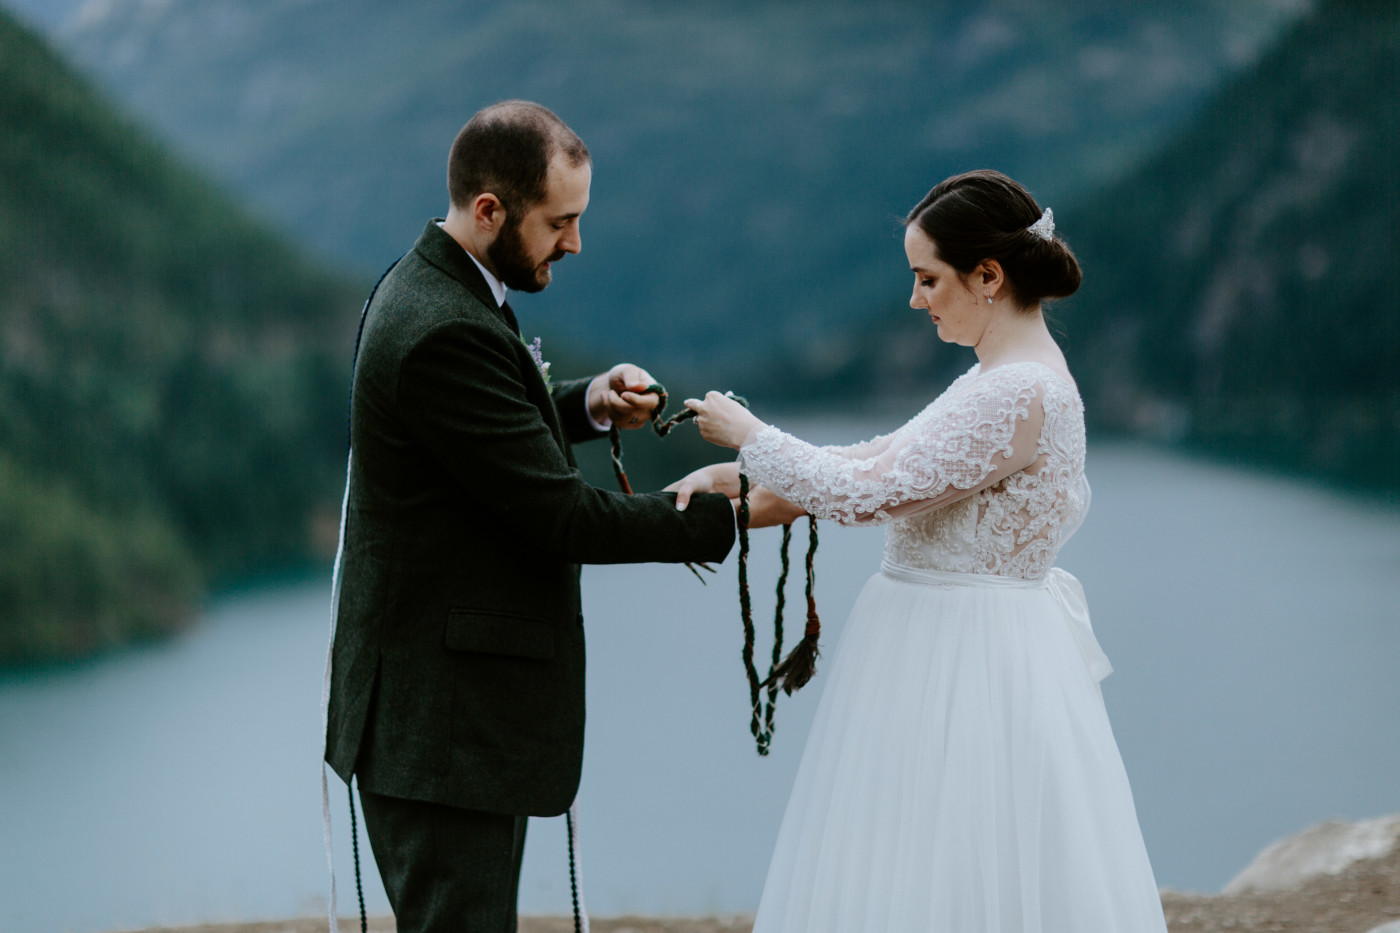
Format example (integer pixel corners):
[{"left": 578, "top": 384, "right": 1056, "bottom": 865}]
[
  {"left": 823, "top": 431, "right": 898, "bottom": 460},
  {"left": 738, "top": 367, "right": 1047, "bottom": 525}
]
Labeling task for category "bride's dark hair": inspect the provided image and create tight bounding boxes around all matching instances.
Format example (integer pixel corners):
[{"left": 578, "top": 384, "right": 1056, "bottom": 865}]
[{"left": 905, "top": 169, "right": 1081, "bottom": 308}]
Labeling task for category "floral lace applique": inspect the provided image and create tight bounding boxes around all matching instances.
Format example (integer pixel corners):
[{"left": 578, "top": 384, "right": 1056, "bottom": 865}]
[{"left": 739, "top": 362, "right": 1087, "bottom": 580}]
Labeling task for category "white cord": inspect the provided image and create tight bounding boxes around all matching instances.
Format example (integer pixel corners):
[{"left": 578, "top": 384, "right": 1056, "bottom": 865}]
[
  {"left": 568, "top": 799, "right": 591, "bottom": 933},
  {"left": 321, "top": 452, "right": 354, "bottom": 933}
]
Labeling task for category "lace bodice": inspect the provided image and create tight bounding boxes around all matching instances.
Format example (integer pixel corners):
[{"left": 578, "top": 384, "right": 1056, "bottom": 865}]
[{"left": 738, "top": 361, "right": 1089, "bottom": 580}]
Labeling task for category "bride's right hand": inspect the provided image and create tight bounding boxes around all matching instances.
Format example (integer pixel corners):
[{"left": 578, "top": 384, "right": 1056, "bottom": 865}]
[
  {"left": 664, "top": 462, "right": 741, "bottom": 510},
  {"left": 739, "top": 484, "right": 807, "bottom": 528}
]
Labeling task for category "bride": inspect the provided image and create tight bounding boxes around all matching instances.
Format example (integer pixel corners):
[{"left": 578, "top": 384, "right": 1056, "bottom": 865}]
[{"left": 671, "top": 170, "right": 1168, "bottom": 931}]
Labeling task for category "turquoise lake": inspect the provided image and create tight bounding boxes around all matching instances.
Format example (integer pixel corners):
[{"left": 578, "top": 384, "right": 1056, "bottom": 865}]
[{"left": 2, "top": 443, "right": 1398, "bottom": 931}]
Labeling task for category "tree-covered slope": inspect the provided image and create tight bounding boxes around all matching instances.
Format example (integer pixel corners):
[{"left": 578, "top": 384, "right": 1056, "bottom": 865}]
[
  {"left": 43, "top": 0, "right": 1307, "bottom": 382},
  {"left": 0, "top": 10, "right": 362, "bottom": 664},
  {"left": 1059, "top": 0, "right": 1399, "bottom": 489}
]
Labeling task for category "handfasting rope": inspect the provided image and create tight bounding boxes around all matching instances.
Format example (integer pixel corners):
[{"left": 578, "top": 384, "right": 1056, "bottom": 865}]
[{"left": 607, "top": 386, "right": 823, "bottom": 757}]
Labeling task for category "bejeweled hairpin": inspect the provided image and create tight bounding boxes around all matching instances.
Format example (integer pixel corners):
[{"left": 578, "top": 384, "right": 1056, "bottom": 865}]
[{"left": 1028, "top": 207, "right": 1055, "bottom": 241}]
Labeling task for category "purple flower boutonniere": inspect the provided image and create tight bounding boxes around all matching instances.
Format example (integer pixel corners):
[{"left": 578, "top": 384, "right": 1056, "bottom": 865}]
[{"left": 526, "top": 336, "right": 551, "bottom": 385}]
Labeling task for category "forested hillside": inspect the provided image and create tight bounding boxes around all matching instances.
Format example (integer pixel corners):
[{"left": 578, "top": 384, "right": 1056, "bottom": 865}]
[
  {"left": 41, "top": 0, "right": 1306, "bottom": 379},
  {"left": 1058, "top": 0, "right": 1398, "bottom": 489},
  {"left": 0, "top": 11, "right": 362, "bottom": 664},
  {"left": 812, "top": 0, "right": 1398, "bottom": 491},
  {"left": 2, "top": 0, "right": 1391, "bottom": 665}
]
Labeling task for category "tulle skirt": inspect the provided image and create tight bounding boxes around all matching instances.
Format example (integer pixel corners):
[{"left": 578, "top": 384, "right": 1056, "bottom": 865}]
[{"left": 752, "top": 563, "right": 1167, "bottom": 933}]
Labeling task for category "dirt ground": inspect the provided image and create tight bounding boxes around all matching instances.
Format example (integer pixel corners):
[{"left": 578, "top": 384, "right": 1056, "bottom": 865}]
[
  {"left": 119, "top": 845, "right": 1400, "bottom": 933},
  {"left": 121, "top": 919, "right": 750, "bottom": 933},
  {"left": 1160, "top": 841, "right": 1400, "bottom": 933}
]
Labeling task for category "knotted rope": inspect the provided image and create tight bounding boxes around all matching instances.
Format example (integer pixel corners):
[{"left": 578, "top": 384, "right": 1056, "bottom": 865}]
[
  {"left": 608, "top": 385, "right": 823, "bottom": 757},
  {"left": 607, "top": 383, "right": 718, "bottom": 583}
]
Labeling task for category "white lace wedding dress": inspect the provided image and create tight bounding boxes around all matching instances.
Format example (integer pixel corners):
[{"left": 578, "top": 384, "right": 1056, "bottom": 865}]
[{"left": 738, "top": 360, "right": 1167, "bottom": 932}]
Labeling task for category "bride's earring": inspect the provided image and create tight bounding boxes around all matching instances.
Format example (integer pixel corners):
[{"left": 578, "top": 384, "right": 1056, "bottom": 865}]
[{"left": 986, "top": 295, "right": 993, "bottom": 304}]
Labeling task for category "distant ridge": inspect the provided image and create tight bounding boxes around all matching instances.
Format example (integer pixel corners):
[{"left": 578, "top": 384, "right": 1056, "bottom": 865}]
[
  {"left": 0, "top": 10, "right": 361, "bottom": 664},
  {"left": 1059, "top": 0, "right": 1399, "bottom": 489},
  {"left": 46, "top": 0, "right": 1307, "bottom": 378}
]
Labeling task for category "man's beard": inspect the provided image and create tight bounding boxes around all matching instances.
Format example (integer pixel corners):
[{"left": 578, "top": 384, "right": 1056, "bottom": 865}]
[{"left": 487, "top": 218, "right": 561, "bottom": 293}]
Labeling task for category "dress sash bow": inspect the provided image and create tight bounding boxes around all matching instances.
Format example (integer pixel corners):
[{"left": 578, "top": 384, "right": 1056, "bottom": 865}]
[{"left": 1043, "top": 567, "right": 1113, "bottom": 684}]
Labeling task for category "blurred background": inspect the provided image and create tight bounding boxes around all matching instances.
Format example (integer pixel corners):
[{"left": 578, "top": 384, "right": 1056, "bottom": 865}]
[{"left": 0, "top": 0, "right": 1396, "bottom": 930}]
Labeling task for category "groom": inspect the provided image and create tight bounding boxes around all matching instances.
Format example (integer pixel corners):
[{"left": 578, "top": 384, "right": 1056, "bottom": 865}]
[{"left": 324, "top": 100, "right": 736, "bottom": 931}]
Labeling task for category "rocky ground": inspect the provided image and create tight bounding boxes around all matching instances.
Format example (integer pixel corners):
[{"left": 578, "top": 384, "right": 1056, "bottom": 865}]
[
  {"left": 119, "top": 817, "right": 1400, "bottom": 933},
  {"left": 1160, "top": 840, "right": 1400, "bottom": 933}
]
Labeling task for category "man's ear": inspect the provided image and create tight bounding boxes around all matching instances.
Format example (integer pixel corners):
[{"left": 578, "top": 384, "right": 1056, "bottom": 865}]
[{"left": 471, "top": 193, "right": 507, "bottom": 235}]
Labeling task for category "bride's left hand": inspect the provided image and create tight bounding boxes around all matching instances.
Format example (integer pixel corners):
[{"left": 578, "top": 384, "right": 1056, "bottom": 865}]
[{"left": 684, "top": 391, "right": 765, "bottom": 450}]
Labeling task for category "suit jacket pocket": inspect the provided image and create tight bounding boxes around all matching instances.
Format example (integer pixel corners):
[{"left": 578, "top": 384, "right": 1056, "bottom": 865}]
[{"left": 445, "top": 610, "right": 556, "bottom": 660}]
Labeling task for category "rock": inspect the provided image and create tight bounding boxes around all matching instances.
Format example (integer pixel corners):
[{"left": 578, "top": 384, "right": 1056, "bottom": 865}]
[
  {"left": 1224, "top": 814, "right": 1400, "bottom": 895},
  {"left": 1365, "top": 923, "right": 1400, "bottom": 933}
]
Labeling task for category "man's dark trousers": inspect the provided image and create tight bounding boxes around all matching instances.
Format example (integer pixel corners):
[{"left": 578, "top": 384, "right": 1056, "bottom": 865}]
[{"left": 359, "top": 789, "right": 526, "bottom": 933}]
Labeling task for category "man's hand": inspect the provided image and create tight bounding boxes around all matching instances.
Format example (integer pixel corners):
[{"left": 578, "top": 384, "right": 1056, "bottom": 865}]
[
  {"left": 684, "top": 390, "right": 765, "bottom": 449},
  {"left": 738, "top": 484, "right": 807, "bottom": 528},
  {"left": 664, "top": 462, "right": 741, "bottom": 511},
  {"left": 588, "top": 363, "right": 661, "bottom": 428}
]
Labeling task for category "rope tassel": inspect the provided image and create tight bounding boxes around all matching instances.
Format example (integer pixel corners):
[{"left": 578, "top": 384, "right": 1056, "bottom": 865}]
[{"left": 763, "top": 515, "right": 822, "bottom": 694}]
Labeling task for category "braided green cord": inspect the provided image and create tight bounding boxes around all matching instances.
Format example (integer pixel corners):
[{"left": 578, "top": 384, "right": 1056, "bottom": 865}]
[
  {"left": 766, "top": 524, "right": 791, "bottom": 736},
  {"left": 607, "top": 424, "right": 632, "bottom": 494},
  {"left": 806, "top": 515, "right": 819, "bottom": 624},
  {"left": 736, "top": 474, "right": 769, "bottom": 755},
  {"left": 608, "top": 383, "right": 804, "bottom": 755},
  {"left": 608, "top": 382, "right": 714, "bottom": 579}
]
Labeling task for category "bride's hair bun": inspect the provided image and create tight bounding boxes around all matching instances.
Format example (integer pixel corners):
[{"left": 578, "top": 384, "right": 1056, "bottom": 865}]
[{"left": 905, "top": 170, "right": 1081, "bottom": 307}]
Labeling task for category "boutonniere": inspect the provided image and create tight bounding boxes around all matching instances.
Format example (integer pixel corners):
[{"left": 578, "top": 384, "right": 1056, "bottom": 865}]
[{"left": 526, "top": 336, "right": 551, "bottom": 385}]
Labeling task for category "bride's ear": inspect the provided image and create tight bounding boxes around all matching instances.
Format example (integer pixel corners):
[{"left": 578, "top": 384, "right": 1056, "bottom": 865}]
[{"left": 974, "top": 259, "right": 1007, "bottom": 302}]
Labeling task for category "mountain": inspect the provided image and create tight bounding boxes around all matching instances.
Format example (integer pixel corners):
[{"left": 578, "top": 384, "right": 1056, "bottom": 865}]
[
  {"left": 0, "top": 10, "right": 363, "bottom": 664},
  {"left": 35, "top": 0, "right": 1308, "bottom": 384},
  {"left": 1056, "top": 0, "right": 1399, "bottom": 489}
]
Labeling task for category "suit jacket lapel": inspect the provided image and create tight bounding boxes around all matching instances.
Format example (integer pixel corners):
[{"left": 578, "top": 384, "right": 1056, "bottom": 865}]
[
  {"left": 413, "top": 220, "right": 508, "bottom": 327},
  {"left": 411, "top": 221, "right": 571, "bottom": 456}
]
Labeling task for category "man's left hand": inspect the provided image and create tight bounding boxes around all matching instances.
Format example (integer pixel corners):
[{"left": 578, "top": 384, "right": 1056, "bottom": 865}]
[{"left": 588, "top": 363, "right": 661, "bottom": 429}]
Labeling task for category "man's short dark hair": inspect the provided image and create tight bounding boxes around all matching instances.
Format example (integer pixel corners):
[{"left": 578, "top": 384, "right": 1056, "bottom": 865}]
[{"left": 447, "top": 100, "right": 590, "bottom": 219}]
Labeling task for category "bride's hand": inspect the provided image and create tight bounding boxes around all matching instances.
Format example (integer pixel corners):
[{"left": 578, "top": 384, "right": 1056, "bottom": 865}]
[
  {"left": 739, "top": 484, "right": 807, "bottom": 528},
  {"left": 684, "top": 391, "right": 765, "bottom": 449},
  {"left": 664, "top": 462, "right": 741, "bottom": 511}
]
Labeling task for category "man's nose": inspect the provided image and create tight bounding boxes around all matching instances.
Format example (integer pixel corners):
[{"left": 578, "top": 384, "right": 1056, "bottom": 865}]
[{"left": 560, "top": 222, "right": 582, "bottom": 254}]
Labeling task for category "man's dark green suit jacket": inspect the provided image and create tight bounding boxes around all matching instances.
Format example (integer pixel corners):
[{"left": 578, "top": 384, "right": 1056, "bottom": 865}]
[{"left": 325, "top": 221, "right": 736, "bottom": 817}]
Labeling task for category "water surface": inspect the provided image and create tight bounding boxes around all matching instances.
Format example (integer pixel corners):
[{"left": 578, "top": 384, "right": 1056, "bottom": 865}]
[{"left": 2, "top": 443, "right": 1397, "bottom": 931}]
